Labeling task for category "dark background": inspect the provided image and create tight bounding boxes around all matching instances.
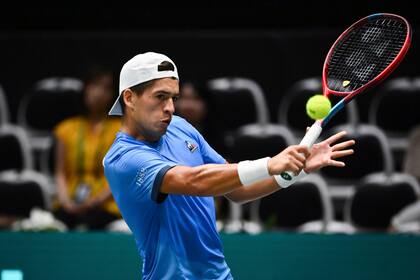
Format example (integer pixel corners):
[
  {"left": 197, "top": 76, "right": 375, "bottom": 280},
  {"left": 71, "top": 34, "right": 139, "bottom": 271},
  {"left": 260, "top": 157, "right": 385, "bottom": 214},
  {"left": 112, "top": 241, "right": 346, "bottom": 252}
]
[{"left": 0, "top": 1, "right": 417, "bottom": 123}]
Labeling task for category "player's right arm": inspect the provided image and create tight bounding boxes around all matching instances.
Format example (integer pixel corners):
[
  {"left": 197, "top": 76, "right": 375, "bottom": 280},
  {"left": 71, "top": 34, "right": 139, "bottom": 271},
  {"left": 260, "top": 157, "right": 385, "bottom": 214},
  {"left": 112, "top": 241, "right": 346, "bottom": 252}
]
[{"left": 160, "top": 145, "right": 309, "bottom": 196}]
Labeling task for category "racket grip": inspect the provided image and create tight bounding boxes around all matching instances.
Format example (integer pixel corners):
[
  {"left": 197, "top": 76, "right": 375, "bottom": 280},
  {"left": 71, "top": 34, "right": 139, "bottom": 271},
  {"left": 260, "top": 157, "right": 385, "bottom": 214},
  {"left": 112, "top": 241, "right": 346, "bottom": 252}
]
[
  {"left": 274, "top": 121, "right": 322, "bottom": 188},
  {"left": 299, "top": 121, "right": 323, "bottom": 148}
]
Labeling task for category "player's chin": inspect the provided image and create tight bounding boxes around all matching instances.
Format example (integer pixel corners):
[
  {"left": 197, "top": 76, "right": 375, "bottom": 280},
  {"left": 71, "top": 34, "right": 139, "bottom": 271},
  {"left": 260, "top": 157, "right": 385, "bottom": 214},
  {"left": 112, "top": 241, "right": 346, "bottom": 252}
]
[{"left": 156, "top": 122, "right": 169, "bottom": 133}]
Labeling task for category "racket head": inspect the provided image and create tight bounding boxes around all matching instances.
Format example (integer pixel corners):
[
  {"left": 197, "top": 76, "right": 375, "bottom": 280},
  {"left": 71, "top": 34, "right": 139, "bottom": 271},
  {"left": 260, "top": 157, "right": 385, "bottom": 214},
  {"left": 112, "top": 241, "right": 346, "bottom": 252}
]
[{"left": 322, "top": 13, "right": 411, "bottom": 101}]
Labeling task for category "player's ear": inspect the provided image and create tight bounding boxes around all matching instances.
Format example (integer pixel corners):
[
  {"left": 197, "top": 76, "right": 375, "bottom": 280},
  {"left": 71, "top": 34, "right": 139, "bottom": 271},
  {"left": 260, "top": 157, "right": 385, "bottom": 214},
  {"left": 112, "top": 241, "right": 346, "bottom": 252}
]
[{"left": 123, "top": 89, "right": 135, "bottom": 111}]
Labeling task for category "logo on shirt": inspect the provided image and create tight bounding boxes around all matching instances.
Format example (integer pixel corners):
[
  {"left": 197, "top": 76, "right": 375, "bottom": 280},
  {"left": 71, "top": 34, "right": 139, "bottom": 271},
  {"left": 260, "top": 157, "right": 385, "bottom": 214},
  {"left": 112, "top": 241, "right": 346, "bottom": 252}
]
[
  {"left": 135, "top": 168, "right": 147, "bottom": 187},
  {"left": 185, "top": 140, "right": 198, "bottom": 153}
]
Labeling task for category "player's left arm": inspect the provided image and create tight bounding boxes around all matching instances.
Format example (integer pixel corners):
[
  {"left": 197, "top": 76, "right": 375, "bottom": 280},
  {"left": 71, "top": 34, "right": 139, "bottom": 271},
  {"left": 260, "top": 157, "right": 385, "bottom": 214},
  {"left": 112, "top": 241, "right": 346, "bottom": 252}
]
[{"left": 225, "top": 131, "right": 355, "bottom": 204}]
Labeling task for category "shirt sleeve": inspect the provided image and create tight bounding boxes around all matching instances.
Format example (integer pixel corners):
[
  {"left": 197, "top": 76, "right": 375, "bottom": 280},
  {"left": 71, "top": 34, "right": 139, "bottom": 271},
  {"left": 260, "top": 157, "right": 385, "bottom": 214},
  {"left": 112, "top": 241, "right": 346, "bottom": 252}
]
[{"left": 123, "top": 149, "right": 177, "bottom": 204}]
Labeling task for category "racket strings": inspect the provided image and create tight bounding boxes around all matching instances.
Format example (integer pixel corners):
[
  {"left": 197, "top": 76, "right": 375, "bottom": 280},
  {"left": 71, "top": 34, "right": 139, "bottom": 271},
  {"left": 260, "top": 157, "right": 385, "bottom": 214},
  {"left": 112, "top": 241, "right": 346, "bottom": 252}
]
[{"left": 328, "top": 17, "right": 407, "bottom": 93}]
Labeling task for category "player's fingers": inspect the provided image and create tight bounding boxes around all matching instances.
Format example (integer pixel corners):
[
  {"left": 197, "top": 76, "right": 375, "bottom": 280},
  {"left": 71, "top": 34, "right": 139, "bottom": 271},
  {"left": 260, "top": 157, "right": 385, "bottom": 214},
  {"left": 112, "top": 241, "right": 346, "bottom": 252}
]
[
  {"left": 290, "top": 150, "right": 306, "bottom": 163},
  {"left": 286, "top": 163, "right": 300, "bottom": 174},
  {"left": 291, "top": 157, "right": 304, "bottom": 169},
  {"left": 332, "top": 140, "right": 356, "bottom": 151},
  {"left": 295, "top": 145, "right": 310, "bottom": 157},
  {"left": 328, "top": 159, "right": 346, "bottom": 167},
  {"left": 325, "top": 131, "right": 347, "bottom": 145},
  {"left": 331, "top": 149, "right": 354, "bottom": 159}
]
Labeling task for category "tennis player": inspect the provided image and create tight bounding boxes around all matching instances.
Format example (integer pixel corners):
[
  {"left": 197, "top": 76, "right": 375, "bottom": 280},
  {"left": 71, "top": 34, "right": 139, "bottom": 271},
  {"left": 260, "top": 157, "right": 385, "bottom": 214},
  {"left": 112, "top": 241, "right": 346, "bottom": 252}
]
[{"left": 103, "top": 52, "right": 355, "bottom": 279}]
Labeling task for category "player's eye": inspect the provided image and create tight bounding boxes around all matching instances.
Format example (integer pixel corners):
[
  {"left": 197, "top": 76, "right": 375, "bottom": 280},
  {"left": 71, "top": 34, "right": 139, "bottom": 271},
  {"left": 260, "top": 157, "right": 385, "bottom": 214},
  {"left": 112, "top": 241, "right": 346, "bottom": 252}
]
[
  {"left": 172, "top": 96, "right": 180, "bottom": 102},
  {"left": 156, "top": 94, "right": 166, "bottom": 101}
]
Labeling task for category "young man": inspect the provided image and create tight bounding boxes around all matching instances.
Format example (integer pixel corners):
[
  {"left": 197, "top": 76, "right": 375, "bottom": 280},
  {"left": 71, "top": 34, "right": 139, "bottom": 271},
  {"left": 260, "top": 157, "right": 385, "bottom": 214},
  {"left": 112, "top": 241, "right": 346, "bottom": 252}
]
[{"left": 103, "top": 52, "right": 355, "bottom": 279}]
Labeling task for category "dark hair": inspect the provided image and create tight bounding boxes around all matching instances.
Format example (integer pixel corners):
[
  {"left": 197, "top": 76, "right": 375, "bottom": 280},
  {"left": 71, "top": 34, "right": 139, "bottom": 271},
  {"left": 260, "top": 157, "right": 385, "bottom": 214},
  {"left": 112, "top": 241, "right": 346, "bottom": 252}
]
[{"left": 119, "top": 80, "right": 156, "bottom": 114}]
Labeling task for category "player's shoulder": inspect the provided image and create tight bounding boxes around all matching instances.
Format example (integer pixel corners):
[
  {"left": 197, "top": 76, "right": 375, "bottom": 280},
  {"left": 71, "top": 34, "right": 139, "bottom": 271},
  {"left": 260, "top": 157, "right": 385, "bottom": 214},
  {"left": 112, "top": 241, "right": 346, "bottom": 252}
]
[
  {"left": 170, "top": 115, "right": 198, "bottom": 134},
  {"left": 170, "top": 115, "right": 191, "bottom": 128},
  {"left": 103, "top": 132, "right": 159, "bottom": 168}
]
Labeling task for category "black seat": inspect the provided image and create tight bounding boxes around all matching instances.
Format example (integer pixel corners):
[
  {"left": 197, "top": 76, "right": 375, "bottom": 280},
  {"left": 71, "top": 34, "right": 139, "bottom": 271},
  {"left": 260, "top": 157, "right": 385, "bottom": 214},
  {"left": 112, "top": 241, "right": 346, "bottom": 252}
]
[
  {"left": 222, "top": 123, "right": 296, "bottom": 234},
  {"left": 344, "top": 172, "right": 419, "bottom": 232},
  {"left": 319, "top": 123, "right": 394, "bottom": 219},
  {"left": 258, "top": 174, "right": 333, "bottom": 232},
  {"left": 206, "top": 77, "right": 270, "bottom": 157},
  {"left": 368, "top": 77, "right": 420, "bottom": 171},
  {"left": 227, "top": 124, "right": 296, "bottom": 161},
  {"left": 17, "top": 77, "right": 83, "bottom": 174},
  {"left": 0, "top": 84, "right": 10, "bottom": 126},
  {"left": 0, "top": 125, "right": 33, "bottom": 173},
  {"left": 17, "top": 77, "right": 84, "bottom": 134},
  {"left": 0, "top": 170, "right": 54, "bottom": 218},
  {"left": 320, "top": 124, "right": 393, "bottom": 186}
]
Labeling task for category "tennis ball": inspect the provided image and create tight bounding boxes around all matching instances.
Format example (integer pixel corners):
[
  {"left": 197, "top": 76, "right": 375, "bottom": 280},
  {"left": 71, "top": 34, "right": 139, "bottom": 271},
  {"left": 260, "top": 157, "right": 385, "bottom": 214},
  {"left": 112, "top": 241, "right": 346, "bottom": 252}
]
[{"left": 306, "top": 94, "right": 331, "bottom": 120}]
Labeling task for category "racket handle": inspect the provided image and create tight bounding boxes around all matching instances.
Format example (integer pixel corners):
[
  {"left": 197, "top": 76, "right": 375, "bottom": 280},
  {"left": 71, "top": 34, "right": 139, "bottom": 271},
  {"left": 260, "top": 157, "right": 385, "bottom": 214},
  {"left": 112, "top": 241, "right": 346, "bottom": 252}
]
[
  {"left": 299, "top": 121, "right": 323, "bottom": 148},
  {"left": 275, "top": 121, "right": 322, "bottom": 188}
]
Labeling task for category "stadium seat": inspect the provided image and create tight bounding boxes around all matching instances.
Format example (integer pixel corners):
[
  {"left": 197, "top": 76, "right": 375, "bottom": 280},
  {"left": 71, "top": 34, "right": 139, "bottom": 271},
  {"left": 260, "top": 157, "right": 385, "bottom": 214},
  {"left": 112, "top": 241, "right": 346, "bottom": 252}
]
[
  {"left": 257, "top": 173, "right": 334, "bottom": 233},
  {"left": 0, "top": 169, "right": 55, "bottom": 218},
  {"left": 227, "top": 123, "right": 296, "bottom": 161},
  {"left": 16, "top": 77, "right": 83, "bottom": 174},
  {"left": 344, "top": 172, "right": 420, "bottom": 232},
  {"left": 0, "top": 124, "right": 33, "bottom": 173},
  {"left": 206, "top": 77, "right": 270, "bottom": 157},
  {"left": 318, "top": 123, "right": 394, "bottom": 220},
  {"left": 0, "top": 85, "right": 10, "bottom": 126},
  {"left": 223, "top": 123, "right": 296, "bottom": 234},
  {"left": 278, "top": 77, "right": 359, "bottom": 139},
  {"left": 368, "top": 77, "right": 420, "bottom": 171},
  {"left": 320, "top": 124, "right": 393, "bottom": 196}
]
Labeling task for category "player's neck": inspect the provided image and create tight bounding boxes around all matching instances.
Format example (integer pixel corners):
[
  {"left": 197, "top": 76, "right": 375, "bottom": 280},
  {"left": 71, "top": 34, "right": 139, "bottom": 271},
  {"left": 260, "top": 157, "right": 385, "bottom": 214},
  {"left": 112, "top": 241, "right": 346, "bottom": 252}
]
[{"left": 120, "top": 118, "right": 161, "bottom": 143}]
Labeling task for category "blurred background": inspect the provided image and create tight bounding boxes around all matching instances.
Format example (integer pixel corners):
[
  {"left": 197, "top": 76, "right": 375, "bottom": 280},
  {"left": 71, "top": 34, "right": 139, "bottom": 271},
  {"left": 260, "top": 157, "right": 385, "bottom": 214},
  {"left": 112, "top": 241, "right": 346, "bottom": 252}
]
[{"left": 1, "top": 1, "right": 420, "bottom": 279}]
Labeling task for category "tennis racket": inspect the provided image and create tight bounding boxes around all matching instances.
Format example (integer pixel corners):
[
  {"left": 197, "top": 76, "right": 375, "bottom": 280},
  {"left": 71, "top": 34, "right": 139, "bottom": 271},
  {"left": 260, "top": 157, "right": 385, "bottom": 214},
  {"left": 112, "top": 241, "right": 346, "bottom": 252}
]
[{"left": 281, "top": 13, "right": 412, "bottom": 180}]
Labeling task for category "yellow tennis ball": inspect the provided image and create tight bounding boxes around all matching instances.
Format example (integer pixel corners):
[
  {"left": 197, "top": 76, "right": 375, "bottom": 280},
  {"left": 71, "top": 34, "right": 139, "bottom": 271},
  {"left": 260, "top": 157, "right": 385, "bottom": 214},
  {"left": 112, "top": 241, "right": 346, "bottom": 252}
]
[{"left": 306, "top": 95, "right": 331, "bottom": 120}]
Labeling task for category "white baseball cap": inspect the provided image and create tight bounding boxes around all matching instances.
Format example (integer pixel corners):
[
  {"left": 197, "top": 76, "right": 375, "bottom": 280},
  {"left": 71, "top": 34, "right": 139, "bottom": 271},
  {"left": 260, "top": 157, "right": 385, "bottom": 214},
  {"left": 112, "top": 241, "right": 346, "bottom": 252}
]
[{"left": 108, "top": 52, "right": 179, "bottom": 116}]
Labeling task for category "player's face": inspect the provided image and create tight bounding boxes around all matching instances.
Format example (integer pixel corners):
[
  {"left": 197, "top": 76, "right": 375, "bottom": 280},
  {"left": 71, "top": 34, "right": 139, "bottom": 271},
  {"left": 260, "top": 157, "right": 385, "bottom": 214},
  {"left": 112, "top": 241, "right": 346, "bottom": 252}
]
[{"left": 131, "top": 78, "right": 179, "bottom": 142}]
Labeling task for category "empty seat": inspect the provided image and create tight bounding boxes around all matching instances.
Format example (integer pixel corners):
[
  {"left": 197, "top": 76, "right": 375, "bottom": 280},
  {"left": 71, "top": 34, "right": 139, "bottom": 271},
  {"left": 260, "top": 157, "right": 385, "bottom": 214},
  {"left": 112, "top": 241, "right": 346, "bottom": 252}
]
[
  {"left": 17, "top": 77, "right": 83, "bottom": 149},
  {"left": 320, "top": 124, "right": 393, "bottom": 195},
  {"left": 344, "top": 172, "right": 420, "bottom": 232},
  {"left": 319, "top": 123, "right": 394, "bottom": 220},
  {"left": 206, "top": 77, "right": 270, "bottom": 156},
  {"left": 0, "top": 124, "right": 33, "bottom": 173},
  {"left": 17, "top": 77, "right": 83, "bottom": 174},
  {"left": 227, "top": 123, "right": 296, "bottom": 161},
  {"left": 0, "top": 169, "right": 54, "bottom": 218},
  {"left": 368, "top": 77, "right": 420, "bottom": 170},
  {"left": 258, "top": 173, "right": 333, "bottom": 232},
  {"left": 222, "top": 123, "right": 296, "bottom": 234},
  {"left": 0, "top": 85, "right": 10, "bottom": 126}
]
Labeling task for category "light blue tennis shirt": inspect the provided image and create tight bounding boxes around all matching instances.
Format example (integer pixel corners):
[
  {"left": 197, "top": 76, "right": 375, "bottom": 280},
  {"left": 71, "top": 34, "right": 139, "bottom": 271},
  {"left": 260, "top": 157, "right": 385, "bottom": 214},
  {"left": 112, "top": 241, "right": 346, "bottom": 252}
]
[{"left": 103, "top": 116, "right": 233, "bottom": 280}]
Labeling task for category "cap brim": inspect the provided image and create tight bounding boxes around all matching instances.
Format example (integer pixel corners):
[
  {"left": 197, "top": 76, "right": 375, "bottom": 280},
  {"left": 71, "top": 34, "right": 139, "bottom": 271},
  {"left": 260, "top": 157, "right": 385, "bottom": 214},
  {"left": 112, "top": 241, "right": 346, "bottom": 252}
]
[{"left": 108, "top": 97, "right": 123, "bottom": 116}]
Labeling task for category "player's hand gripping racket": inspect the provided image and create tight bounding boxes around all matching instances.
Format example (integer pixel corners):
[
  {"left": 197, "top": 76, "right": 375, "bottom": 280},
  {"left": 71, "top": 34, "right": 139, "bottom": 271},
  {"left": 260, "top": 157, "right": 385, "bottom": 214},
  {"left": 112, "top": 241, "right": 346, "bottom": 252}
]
[{"left": 281, "top": 13, "right": 411, "bottom": 180}]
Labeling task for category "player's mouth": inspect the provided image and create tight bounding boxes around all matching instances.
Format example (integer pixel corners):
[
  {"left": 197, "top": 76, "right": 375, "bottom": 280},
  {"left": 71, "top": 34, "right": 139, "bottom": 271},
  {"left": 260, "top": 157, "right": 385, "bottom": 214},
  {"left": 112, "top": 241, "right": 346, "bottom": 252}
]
[{"left": 161, "top": 117, "right": 171, "bottom": 126}]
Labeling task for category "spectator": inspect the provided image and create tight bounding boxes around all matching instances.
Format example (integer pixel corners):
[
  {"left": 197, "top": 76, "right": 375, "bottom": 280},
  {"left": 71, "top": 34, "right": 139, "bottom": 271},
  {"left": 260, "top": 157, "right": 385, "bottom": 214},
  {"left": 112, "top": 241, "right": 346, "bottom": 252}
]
[{"left": 52, "top": 65, "right": 121, "bottom": 230}]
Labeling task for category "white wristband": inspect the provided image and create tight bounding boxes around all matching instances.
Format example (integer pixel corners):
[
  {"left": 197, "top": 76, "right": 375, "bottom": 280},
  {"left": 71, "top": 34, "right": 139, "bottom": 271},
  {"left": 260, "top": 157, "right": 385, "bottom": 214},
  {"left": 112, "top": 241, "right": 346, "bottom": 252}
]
[
  {"left": 237, "top": 157, "right": 271, "bottom": 186},
  {"left": 274, "top": 170, "right": 308, "bottom": 188}
]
